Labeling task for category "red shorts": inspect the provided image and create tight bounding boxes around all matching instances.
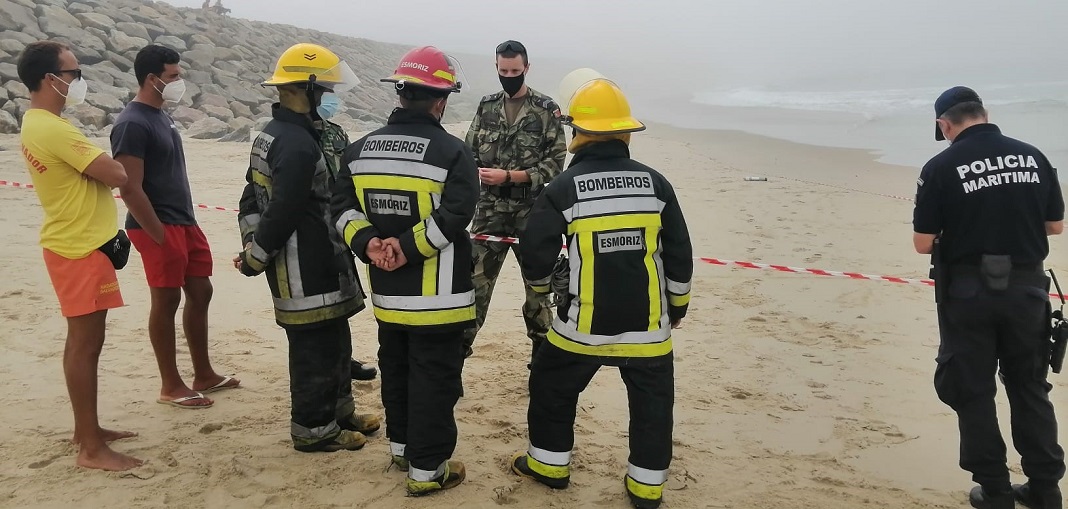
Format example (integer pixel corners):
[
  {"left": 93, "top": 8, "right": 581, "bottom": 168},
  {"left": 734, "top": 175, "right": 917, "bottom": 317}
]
[
  {"left": 43, "top": 249, "right": 125, "bottom": 318},
  {"left": 128, "top": 224, "right": 214, "bottom": 288}
]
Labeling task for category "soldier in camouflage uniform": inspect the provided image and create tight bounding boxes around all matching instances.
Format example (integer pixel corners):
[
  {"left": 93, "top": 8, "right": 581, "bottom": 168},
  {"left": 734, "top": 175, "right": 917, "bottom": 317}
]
[
  {"left": 463, "top": 40, "right": 567, "bottom": 361},
  {"left": 315, "top": 94, "right": 378, "bottom": 382}
]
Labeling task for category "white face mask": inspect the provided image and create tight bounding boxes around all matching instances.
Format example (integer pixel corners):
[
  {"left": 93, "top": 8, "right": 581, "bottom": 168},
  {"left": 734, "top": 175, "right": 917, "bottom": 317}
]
[
  {"left": 154, "top": 77, "right": 186, "bottom": 103},
  {"left": 52, "top": 75, "right": 87, "bottom": 106}
]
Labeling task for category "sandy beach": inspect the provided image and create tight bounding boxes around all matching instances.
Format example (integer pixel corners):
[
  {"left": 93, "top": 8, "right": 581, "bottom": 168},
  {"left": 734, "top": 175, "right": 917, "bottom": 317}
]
[{"left": 0, "top": 122, "right": 1065, "bottom": 509}]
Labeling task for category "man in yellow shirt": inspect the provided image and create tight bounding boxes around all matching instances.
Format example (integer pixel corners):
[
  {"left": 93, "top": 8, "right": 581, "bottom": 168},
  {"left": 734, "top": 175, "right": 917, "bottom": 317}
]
[{"left": 18, "top": 41, "right": 141, "bottom": 471}]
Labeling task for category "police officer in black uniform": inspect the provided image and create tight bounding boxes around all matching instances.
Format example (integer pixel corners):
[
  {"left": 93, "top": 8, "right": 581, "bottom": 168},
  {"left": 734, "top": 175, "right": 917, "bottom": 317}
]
[{"left": 913, "top": 86, "right": 1065, "bottom": 509}]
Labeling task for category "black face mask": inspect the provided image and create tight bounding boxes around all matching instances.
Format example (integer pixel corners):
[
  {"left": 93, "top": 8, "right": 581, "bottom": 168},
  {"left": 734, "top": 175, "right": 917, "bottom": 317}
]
[{"left": 500, "top": 74, "right": 525, "bottom": 97}]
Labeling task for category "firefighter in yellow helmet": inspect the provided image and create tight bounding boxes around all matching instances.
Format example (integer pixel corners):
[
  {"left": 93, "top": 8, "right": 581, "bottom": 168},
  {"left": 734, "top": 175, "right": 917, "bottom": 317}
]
[
  {"left": 236, "top": 43, "right": 380, "bottom": 453},
  {"left": 510, "top": 77, "right": 693, "bottom": 509}
]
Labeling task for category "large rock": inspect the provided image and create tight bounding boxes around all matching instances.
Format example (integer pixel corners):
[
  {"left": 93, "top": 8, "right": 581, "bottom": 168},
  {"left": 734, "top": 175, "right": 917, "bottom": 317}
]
[
  {"left": 0, "top": 39, "right": 23, "bottom": 54},
  {"left": 0, "top": 62, "right": 18, "bottom": 82},
  {"left": 108, "top": 30, "right": 150, "bottom": 55},
  {"left": 3, "top": 81, "right": 28, "bottom": 101},
  {"left": 37, "top": 5, "right": 83, "bottom": 34},
  {"left": 212, "top": 46, "right": 241, "bottom": 62},
  {"left": 0, "top": 109, "right": 17, "bottom": 134},
  {"left": 0, "top": 30, "right": 39, "bottom": 46},
  {"left": 75, "top": 12, "right": 115, "bottom": 32},
  {"left": 230, "top": 101, "right": 253, "bottom": 119},
  {"left": 184, "top": 117, "right": 231, "bottom": 139},
  {"left": 67, "top": 2, "right": 96, "bottom": 15},
  {"left": 107, "top": 51, "right": 136, "bottom": 73},
  {"left": 113, "top": 21, "right": 151, "bottom": 42},
  {"left": 85, "top": 92, "right": 127, "bottom": 115},
  {"left": 183, "top": 70, "right": 213, "bottom": 86},
  {"left": 170, "top": 105, "right": 207, "bottom": 126},
  {"left": 220, "top": 117, "right": 254, "bottom": 142},
  {"left": 201, "top": 104, "right": 234, "bottom": 122},
  {"left": 189, "top": 34, "right": 214, "bottom": 47},
  {"left": 0, "top": 2, "right": 38, "bottom": 32},
  {"left": 67, "top": 104, "right": 109, "bottom": 129},
  {"left": 154, "top": 35, "right": 187, "bottom": 52},
  {"left": 195, "top": 93, "right": 230, "bottom": 110},
  {"left": 182, "top": 49, "right": 216, "bottom": 72}
]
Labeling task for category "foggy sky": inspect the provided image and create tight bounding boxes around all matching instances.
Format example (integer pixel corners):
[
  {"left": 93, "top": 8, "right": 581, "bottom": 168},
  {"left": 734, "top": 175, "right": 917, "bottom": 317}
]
[{"left": 163, "top": 0, "right": 1068, "bottom": 94}]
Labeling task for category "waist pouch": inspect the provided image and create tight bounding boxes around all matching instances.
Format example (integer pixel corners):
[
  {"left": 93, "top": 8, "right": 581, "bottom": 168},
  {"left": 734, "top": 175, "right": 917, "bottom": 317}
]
[
  {"left": 980, "top": 254, "right": 1013, "bottom": 291},
  {"left": 98, "top": 230, "right": 132, "bottom": 270}
]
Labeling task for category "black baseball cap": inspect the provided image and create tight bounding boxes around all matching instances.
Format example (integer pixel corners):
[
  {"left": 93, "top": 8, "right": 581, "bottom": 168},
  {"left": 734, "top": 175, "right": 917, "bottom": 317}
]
[{"left": 934, "top": 86, "right": 982, "bottom": 141}]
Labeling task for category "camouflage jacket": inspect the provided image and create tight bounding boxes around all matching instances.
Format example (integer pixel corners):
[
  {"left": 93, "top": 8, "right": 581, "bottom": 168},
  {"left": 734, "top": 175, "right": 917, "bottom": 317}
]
[
  {"left": 465, "top": 87, "right": 567, "bottom": 192},
  {"left": 316, "top": 120, "right": 350, "bottom": 179}
]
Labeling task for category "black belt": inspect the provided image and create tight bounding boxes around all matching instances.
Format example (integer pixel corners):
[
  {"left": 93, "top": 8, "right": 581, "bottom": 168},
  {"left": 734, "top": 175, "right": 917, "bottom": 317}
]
[{"left": 484, "top": 185, "right": 532, "bottom": 200}]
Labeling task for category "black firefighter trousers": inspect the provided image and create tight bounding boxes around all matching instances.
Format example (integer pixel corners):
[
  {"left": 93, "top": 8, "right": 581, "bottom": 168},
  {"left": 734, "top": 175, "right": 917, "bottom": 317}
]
[
  {"left": 285, "top": 317, "right": 355, "bottom": 442},
  {"left": 935, "top": 274, "right": 1065, "bottom": 493},
  {"left": 378, "top": 327, "right": 464, "bottom": 473},
  {"left": 527, "top": 343, "right": 674, "bottom": 477}
]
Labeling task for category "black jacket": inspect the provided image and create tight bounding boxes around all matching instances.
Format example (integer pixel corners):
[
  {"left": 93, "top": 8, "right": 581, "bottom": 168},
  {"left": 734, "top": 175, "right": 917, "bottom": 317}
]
[
  {"left": 331, "top": 108, "right": 479, "bottom": 332},
  {"left": 238, "top": 104, "right": 364, "bottom": 329}
]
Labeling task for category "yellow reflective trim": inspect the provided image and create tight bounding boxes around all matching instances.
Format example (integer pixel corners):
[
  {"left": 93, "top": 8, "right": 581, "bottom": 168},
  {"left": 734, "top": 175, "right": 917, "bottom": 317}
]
[
  {"left": 577, "top": 232, "right": 595, "bottom": 334},
  {"left": 431, "top": 69, "right": 455, "bottom": 82},
  {"left": 575, "top": 106, "right": 598, "bottom": 114},
  {"left": 275, "top": 298, "right": 363, "bottom": 325},
  {"left": 547, "top": 329, "right": 672, "bottom": 358},
  {"left": 245, "top": 252, "right": 267, "bottom": 272},
  {"left": 644, "top": 227, "right": 661, "bottom": 331},
  {"left": 610, "top": 120, "right": 638, "bottom": 129},
  {"left": 353, "top": 174, "right": 444, "bottom": 195},
  {"left": 343, "top": 219, "right": 373, "bottom": 247},
  {"left": 625, "top": 476, "right": 664, "bottom": 502},
  {"left": 416, "top": 194, "right": 437, "bottom": 295},
  {"left": 412, "top": 223, "right": 437, "bottom": 258},
  {"left": 372, "top": 305, "right": 475, "bottom": 326},
  {"left": 252, "top": 171, "right": 272, "bottom": 197},
  {"left": 668, "top": 293, "right": 691, "bottom": 307},
  {"left": 527, "top": 455, "right": 570, "bottom": 480},
  {"left": 567, "top": 213, "right": 662, "bottom": 235},
  {"left": 275, "top": 255, "right": 291, "bottom": 299},
  {"left": 530, "top": 283, "right": 551, "bottom": 294},
  {"left": 353, "top": 176, "right": 367, "bottom": 213}
]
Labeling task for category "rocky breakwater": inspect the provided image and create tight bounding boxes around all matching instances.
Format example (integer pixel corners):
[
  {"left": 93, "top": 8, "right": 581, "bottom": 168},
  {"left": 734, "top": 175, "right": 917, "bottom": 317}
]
[{"left": 0, "top": 0, "right": 478, "bottom": 140}]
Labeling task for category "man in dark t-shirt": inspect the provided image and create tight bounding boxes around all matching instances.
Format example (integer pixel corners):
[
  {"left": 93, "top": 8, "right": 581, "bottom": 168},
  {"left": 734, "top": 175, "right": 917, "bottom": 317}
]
[{"left": 113, "top": 45, "right": 239, "bottom": 409}]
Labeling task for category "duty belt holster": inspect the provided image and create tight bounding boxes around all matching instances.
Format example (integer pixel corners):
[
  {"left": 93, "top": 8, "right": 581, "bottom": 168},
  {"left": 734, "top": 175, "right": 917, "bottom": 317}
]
[
  {"left": 1049, "top": 269, "right": 1067, "bottom": 374},
  {"left": 979, "top": 254, "right": 1013, "bottom": 291}
]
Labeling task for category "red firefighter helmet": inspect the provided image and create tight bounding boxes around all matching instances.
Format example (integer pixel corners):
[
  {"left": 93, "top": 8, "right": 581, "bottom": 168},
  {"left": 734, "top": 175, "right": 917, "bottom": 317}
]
[{"left": 381, "top": 46, "right": 462, "bottom": 93}]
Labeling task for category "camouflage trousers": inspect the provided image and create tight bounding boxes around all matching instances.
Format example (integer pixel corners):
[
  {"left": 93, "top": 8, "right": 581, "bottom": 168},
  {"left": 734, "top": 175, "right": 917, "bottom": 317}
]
[{"left": 462, "top": 195, "right": 553, "bottom": 357}]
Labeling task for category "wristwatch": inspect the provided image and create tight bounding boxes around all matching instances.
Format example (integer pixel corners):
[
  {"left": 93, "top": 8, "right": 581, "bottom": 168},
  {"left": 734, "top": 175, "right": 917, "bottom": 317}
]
[{"left": 504, "top": 170, "right": 512, "bottom": 183}]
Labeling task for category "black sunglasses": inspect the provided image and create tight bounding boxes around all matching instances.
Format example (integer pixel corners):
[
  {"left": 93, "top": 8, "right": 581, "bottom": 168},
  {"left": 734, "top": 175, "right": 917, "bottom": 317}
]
[
  {"left": 495, "top": 41, "right": 526, "bottom": 55},
  {"left": 52, "top": 68, "right": 82, "bottom": 81}
]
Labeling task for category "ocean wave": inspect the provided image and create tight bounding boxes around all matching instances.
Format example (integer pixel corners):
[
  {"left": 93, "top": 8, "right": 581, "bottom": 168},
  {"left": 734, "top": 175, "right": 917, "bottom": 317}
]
[{"left": 692, "top": 82, "right": 1068, "bottom": 114}]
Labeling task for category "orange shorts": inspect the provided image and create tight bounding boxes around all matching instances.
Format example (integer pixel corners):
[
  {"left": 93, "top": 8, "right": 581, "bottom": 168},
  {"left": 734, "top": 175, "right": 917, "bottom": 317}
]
[{"left": 43, "top": 249, "right": 125, "bottom": 317}]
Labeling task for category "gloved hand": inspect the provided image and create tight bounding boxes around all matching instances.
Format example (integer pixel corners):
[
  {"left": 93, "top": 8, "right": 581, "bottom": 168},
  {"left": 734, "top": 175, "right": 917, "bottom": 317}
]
[{"left": 551, "top": 254, "right": 570, "bottom": 306}]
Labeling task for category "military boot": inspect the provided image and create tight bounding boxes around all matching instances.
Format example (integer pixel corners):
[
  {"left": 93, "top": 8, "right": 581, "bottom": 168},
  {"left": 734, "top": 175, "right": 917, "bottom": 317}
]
[
  {"left": 1014, "top": 482, "right": 1063, "bottom": 509},
  {"left": 339, "top": 412, "right": 381, "bottom": 435},
  {"left": 293, "top": 429, "right": 366, "bottom": 453},
  {"left": 405, "top": 460, "right": 465, "bottom": 496},
  {"left": 969, "top": 486, "right": 1016, "bottom": 509}
]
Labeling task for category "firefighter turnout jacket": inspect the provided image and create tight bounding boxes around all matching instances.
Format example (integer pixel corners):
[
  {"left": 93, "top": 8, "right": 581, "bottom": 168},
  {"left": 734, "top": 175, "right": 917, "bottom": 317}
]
[
  {"left": 331, "top": 108, "right": 480, "bottom": 332},
  {"left": 237, "top": 104, "right": 365, "bottom": 328},
  {"left": 519, "top": 139, "right": 693, "bottom": 361}
]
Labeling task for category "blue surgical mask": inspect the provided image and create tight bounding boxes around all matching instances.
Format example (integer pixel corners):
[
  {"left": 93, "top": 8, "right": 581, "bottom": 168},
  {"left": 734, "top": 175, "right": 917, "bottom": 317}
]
[{"left": 317, "top": 92, "right": 342, "bottom": 119}]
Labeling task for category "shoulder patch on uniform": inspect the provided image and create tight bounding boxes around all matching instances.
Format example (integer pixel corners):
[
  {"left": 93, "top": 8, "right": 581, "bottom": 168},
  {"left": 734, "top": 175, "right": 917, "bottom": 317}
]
[
  {"left": 534, "top": 97, "right": 562, "bottom": 118},
  {"left": 916, "top": 177, "right": 924, "bottom": 187},
  {"left": 480, "top": 91, "right": 504, "bottom": 103}
]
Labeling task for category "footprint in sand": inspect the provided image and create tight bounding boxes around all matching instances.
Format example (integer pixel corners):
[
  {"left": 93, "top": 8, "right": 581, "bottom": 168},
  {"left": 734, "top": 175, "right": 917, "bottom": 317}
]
[{"left": 28, "top": 454, "right": 64, "bottom": 469}]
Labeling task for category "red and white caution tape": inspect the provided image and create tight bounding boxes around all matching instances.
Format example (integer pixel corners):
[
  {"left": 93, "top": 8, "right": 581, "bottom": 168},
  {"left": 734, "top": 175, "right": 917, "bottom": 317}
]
[
  {"left": 698, "top": 257, "right": 933, "bottom": 288},
  {"left": 5, "top": 178, "right": 1062, "bottom": 298},
  {"left": 1, "top": 179, "right": 240, "bottom": 212}
]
